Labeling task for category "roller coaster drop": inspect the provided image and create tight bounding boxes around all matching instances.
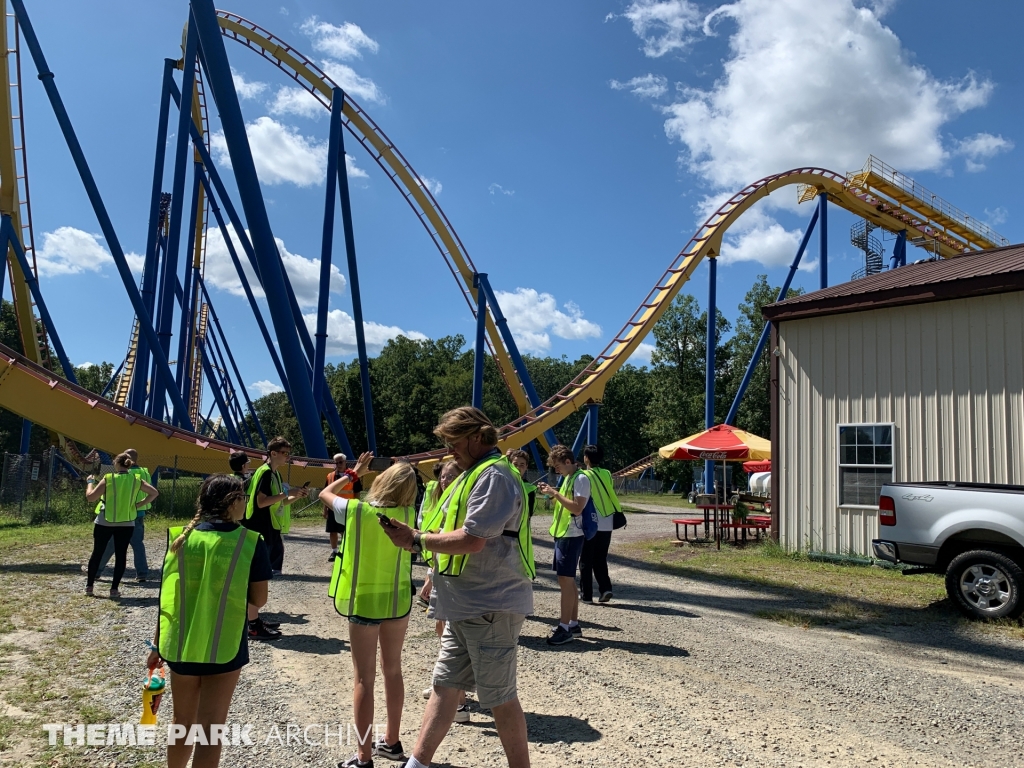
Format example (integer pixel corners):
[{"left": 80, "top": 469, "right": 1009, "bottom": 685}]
[{"left": 0, "top": 1, "right": 1009, "bottom": 483}]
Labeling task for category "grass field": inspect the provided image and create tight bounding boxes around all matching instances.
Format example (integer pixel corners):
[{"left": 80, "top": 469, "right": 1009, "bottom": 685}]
[{"left": 619, "top": 492, "right": 696, "bottom": 510}]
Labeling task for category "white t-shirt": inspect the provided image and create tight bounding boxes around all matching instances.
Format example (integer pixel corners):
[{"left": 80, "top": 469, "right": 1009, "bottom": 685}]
[{"left": 561, "top": 473, "right": 591, "bottom": 538}]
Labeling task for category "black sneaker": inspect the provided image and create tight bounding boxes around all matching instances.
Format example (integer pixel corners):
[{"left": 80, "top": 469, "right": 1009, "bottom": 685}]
[
  {"left": 248, "top": 620, "right": 281, "bottom": 641},
  {"left": 339, "top": 756, "right": 372, "bottom": 768},
  {"left": 599, "top": 591, "right": 613, "bottom": 603},
  {"left": 371, "top": 737, "right": 405, "bottom": 761},
  {"left": 328, "top": 551, "right": 339, "bottom": 562},
  {"left": 547, "top": 626, "right": 574, "bottom": 645},
  {"left": 569, "top": 623, "right": 582, "bottom": 637},
  {"left": 262, "top": 619, "right": 281, "bottom": 630}
]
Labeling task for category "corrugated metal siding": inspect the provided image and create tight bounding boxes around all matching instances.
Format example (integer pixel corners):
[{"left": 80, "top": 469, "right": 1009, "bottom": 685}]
[{"left": 777, "top": 291, "right": 1024, "bottom": 555}]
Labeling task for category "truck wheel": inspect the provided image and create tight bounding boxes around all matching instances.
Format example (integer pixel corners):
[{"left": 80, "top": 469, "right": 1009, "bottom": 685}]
[{"left": 945, "top": 550, "right": 1024, "bottom": 621}]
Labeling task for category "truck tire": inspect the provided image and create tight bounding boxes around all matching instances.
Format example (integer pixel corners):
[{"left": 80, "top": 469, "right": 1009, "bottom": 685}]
[{"left": 945, "top": 550, "right": 1024, "bottom": 621}]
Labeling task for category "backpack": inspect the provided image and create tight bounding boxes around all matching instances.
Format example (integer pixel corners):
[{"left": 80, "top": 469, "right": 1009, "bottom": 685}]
[{"left": 580, "top": 496, "right": 599, "bottom": 541}]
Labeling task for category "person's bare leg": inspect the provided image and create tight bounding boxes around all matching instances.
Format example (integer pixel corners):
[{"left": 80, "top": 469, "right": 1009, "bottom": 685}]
[
  {"left": 434, "top": 620, "right": 444, "bottom": 638},
  {"left": 167, "top": 671, "right": 201, "bottom": 768},
  {"left": 557, "top": 576, "right": 576, "bottom": 625},
  {"left": 411, "top": 685, "right": 461, "bottom": 764},
  {"left": 348, "top": 622, "right": 381, "bottom": 762},
  {"left": 491, "top": 696, "right": 531, "bottom": 768},
  {"left": 571, "top": 585, "right": 579, "bottom": 623},
  {"left": 330, "top": 531, "right": 339, "bottom": 550},
  {"left": 190, "top": 668, "right": 242, "bottom": 768},
  {"left": 247, "top": 603, "right": 258, "bottom": 622},
  {"left": 378, "top": 615, "right": 410, "bottom": 746}
]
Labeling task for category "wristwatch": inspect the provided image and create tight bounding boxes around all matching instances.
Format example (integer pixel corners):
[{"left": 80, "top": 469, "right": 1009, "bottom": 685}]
[{"left": 411, "top": 531, "right": 423, "bottom": 554}]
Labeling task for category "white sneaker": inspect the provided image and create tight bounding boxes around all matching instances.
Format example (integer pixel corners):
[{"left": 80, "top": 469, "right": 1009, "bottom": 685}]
[
  {"left": 422, "top": 686, "right": 433, "bottom": 700},
  {"left": 454, "top": 705, "right": 471, "bottom": 724}
]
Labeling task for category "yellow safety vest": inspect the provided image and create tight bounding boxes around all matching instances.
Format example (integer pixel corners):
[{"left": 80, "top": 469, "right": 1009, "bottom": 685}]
[
  {"left": 158, "top": 525, "right": 259, "bottom": 664},
  {"left": 549, "top": 470, "right": 583, "bottom": 539},
  {"left": 246, "top": 464, "right": 291, "bottom": 533},
  {"left": 436, "top": 456, "right": 535, "bottom": 580},
  {"left": 583, "top": 468, "right": 621, "bottom": 517},
  {"left": 100, "top": 472, "right": 142, "bottom": 523},
  {"left": 130, "top": 466, "right": 153, "bottom": 512},
  {"left": 328, "top": 500, "right": 414, "bottom": 621},
  {"left": 419, "top": 479, "right": 460, "bottom": 568}
]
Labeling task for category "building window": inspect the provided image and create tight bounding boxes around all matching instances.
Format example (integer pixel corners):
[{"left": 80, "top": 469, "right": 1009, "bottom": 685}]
[{"left": 838, "top": 424, "right": 893, "bottom": 506}]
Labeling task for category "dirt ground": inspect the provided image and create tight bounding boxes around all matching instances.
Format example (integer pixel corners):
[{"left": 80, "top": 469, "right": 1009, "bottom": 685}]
[{"left": 3, "top": 509, "right": 1024, "bottom": 767}]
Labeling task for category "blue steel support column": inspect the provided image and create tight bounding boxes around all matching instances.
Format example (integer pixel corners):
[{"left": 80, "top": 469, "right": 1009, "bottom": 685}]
[
  {"left": 152, "top": 14, "right": 199, "bottom": 422},
  {"left": 704, "top": 256, "right": 717, "bottom": 496},
  {"left": 132, "top": 59, "right": 177, "bottom": 413},
  {"left": 4, "top": 216, "right": 78, "bottom": 385},
  {"left": 571, "top": 411, "right": 590, "bottom": 459},
  {"left": 10, "top": 0, "right": 192, "bottom": 429},
  {"left": 173, "top": 169, "right": 202, "bottom": 409},
  {"left": 19, "top": 420, "right": 31, "bottom": 453},
  {"left": 818, "top": 192, "right": 828, "bottom": 290},
  {"left": 0, "top": 216, "right": 9, "bottom": 302},
  {"left": 206, "top": 324, "right": 252, "bottom": 446},
  {"left": 198, "top": 340, "right": 238, "bottom": 444},
  {"left": 893, "top": 230, "right": 907, "bottom": 269},
  {"left": 334, "top": 97, "right": 376, "bottom": 454},
  {"left": 725, "top": 205, "right": 819, "bottom": 425},
  {"left": 529, "top": 441, "right": 544, "bottom": 476},
  {"left": 100, "top": 360, "right": 125, "bottom": 399},
  {"left": 180, "top": 266, "right": 201, "bottom": 415},
  {"left": 587, "top": 403, "right": 599, "bottom": 447},
  {"left": 199, "top": 277, "right": 268, "bottom": 447},
  {"left": 472, "top": 273, "right": 487, "bottom": 409},
  {"left": 190, "top": 0, "right": 327, "bottom": 458},
  {"left": 476, "top": 274, "right": 558, "bottom": 447},
  {"left": 312, "top": 89, "right": 343, "bottom": 412}
]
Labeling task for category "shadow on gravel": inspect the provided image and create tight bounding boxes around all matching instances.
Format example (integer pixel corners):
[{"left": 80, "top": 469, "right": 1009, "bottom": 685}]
[
  {"left": 524, "top": 713, "right": 602, "bottom": 744},
  {"left": 273, "top": 633, "right": 347, "bottom": 654},
  {"left": 519, "top": 633, "right": 688, "bottom": 658},
  {"left": 115, "top": 595, "right": 158, "bottom": 607},
  {"left": 274, "top": 572, "right": 331, "bottom": 583},
  {"left": 0, "top": 562, "right": 83, "bottom": 575},
  {"left": 597, "top": 601, "right": 701, "bottom": 620},
  {"left": 526, "top": 615, "right": 624, "bottom": 632},
  {"left": 263, "top": 612, "right": 311, "bottom": 626},
  {"left": 600, "top": 549, "right": 1024, "bottom": 664}
]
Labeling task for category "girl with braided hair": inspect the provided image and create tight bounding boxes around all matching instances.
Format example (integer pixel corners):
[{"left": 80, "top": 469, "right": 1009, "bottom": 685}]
[{"left": 146, "top": 474, "right": 272, "bottom": 768}]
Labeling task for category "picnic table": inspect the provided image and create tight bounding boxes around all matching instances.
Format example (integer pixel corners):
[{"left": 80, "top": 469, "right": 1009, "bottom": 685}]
[{"left": 674, "top": 505, "right": 771, "bottom": 548}]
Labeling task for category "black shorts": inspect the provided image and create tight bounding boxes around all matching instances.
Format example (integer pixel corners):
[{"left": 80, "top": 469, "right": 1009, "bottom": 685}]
[{"left": 325, "top": 509, "right": 345, "bottom": 534}]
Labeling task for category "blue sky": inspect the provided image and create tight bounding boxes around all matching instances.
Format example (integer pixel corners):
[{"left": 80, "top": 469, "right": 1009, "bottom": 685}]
[{"left": 14, "top": 0, "right": 1023, "bottom": 400}]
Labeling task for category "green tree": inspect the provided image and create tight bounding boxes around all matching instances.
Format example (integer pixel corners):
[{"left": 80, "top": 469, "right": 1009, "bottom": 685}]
[{"left": 74, "top": 362, "right": 117, "bottom": 396}]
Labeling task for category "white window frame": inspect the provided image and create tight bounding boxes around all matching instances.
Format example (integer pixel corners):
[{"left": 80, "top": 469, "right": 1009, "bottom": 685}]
[{"left": 837, "top": 422, "right": 895, "bottom": 510}]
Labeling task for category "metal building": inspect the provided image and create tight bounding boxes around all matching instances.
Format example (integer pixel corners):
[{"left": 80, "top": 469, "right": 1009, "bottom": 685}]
[{"left": 762, "top": 245, "right": 1024, "bottom": 555}]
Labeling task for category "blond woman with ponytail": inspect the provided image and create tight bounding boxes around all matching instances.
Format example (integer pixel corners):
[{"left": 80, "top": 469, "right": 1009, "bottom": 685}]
[
  {"left": 146, "top": 474, "right": 272, "bottom": 768},
  {"left": 84, "top": 452, "right": 158, "bottom": 598}
]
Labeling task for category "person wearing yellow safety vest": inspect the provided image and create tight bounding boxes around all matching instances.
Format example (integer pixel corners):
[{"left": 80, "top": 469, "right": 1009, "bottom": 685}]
[
  {"left": 379, "top": 407, "right": 533, "bottom": 768},
  {"left": 146, "top": 474, "right": 272, "bottom": 768},
  {"left": 324, "top": 452, "right": 367, "bottom": 563},
  {"left": 242, "top": 436, "right": 308, "bottom": 576},
  {"left": 320, "top": 462, "right": 417, "bottom": 767},
  {"left": 93, "top": 448, "right": 153, "bottom": 582},
  {"left": 579, "top": 445, "right": 620, "bottom": 604},
  {"left": 537, "top": 444, "right": 592, "bottom": 646},
  {"left": 506, "top": 449, "right": 537, "bottom": 518},
  {"left": 84, "top": 452, "right": 159, "bottom": 599}
]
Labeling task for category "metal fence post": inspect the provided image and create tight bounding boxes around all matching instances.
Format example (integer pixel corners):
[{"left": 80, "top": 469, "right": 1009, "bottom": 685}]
[
  {"left": 170, "top": 455, "right": 178, "bottom": 517},
  {"left": 44, "top": 448, "right": 54, "bottom": 521}
]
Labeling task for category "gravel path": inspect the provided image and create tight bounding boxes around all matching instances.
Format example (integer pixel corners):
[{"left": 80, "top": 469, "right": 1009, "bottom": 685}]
[{"left": 45, "top": 515, "right": 1024, "bottom": 767}]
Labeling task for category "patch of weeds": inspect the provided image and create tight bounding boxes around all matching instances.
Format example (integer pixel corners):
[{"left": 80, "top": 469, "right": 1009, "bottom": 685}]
[
  {"left": 756, "top": 609, "right": 817, "bottom": 629},
  {"left": 0, "top": 713, "right": 15, "bottom": 750},
  {"left": 976, "top": 616, "right": 1024, "bottom": 641},
  {"left": 823, "top": 600, "right": 880, "bottom": 622}
]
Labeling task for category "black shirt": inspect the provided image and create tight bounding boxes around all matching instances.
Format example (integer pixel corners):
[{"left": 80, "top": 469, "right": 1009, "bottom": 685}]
[{"left": 242, "top": 465, "right": 280, "bottom": 537}]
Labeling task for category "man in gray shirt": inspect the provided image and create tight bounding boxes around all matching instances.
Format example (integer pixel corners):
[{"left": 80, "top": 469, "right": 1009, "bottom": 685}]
[{"left": 381, "top": 407, "right": 532, "bottom": 768}]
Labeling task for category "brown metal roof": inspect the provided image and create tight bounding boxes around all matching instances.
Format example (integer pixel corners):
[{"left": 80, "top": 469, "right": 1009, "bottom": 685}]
[{"left": 762, "top": 243, "right": 1024, "bottom": 322}]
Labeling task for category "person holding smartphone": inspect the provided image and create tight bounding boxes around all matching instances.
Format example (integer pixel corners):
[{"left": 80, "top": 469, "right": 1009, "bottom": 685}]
[{"left": 321, "top": 459, "right": 415, "bottom": 767}]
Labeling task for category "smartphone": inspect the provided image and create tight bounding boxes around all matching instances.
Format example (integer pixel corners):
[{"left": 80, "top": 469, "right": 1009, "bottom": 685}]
[
  {"left": 376, "top": 512, "right": 394, "bottom": 527},
  {"left": 302, "top": 481, "right": 311, "bottom": 487}
]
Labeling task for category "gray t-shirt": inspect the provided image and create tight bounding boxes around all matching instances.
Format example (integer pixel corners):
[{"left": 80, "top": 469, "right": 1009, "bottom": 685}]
[{"left": 434, "top": 452, "right": 534, "bottom": 622}]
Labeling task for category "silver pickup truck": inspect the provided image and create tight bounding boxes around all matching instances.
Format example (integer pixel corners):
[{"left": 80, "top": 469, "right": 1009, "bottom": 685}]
[{"left": 872, "top": 481, "right": 1024, "bottom": 621}]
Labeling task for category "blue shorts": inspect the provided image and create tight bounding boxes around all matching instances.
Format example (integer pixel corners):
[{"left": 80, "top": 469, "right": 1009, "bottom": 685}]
[{"left": 552, "top": 536, "right": 584, "bottom": 577}]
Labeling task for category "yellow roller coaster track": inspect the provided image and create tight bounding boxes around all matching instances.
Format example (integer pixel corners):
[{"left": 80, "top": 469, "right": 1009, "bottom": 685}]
[{"left": 0, "top": 9, "right": 1006, "bottom": 477}]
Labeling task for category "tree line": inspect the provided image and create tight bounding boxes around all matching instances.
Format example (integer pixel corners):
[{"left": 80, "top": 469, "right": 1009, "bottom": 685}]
[{"left": 0, "top": 273, "right": 798, "bottom": 485}]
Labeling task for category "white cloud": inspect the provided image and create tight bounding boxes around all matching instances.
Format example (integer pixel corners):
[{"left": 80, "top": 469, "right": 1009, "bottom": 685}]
[
  {"left": 954, "top": 132, "right": 1013, "bottom": 172},
  {"left": 76, "top": 361, "right": 96, "bottom": 369},
  {"left": 656, "top": 0, "right": 994, "bottom": 192},
  {"left": 250, "top": 380, "right": 284, "bottom": 397},
  {"left": 612, "top": 0, "right": 703, "bottom": 58},
  {"left": 211, "top": 117, "right": 326, "bottom": 187},
  {"left": 984, "top": 206, "right": 1008, "bottom": 226},
  {"left": 35, "top": 226, "right": 144, "bottom": 278},
  {"left": 301, "top": 309, "right": 427, "bottom": 356},
  {"left": 301, "top": 17, "right": 379, "bottom": 60},
  {"left": 269, "top": 87, "right": 324, "bottom": 119},
  {"left": 610, "top": 74, "right": 669, "bottom": 99},
  {"left": 232, "top": 69, "right": 267, "bottom": 100},
  {"left": 494, "top": 288, "right": 602, "bottom": 354},
  {"left": 203, "top": 226, "right": 347, "bottom": 310},
  {"left": 346, "top": 154, "right": 369, "bottom": 179},
  {"left": 627, "top": 342, "right": 656, "bottom": 366},
  {"left": 419, "top": 176, "right": 442, "bottom": 196},
  {"left": 321, "top": 61, "right": 386, "bottom": 105},
  {"left": 489, "top": 183, "right": 514, "bottom": 196}
]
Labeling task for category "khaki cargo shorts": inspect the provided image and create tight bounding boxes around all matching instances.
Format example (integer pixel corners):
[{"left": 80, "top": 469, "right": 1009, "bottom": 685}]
[{"left": 432, "top": 612, "right": 526, "bottom": 709}]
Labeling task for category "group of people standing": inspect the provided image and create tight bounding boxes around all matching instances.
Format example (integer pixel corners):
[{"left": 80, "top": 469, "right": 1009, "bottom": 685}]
[{"left": 122, "top": 404, "right": 620, "bottom": 768}]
